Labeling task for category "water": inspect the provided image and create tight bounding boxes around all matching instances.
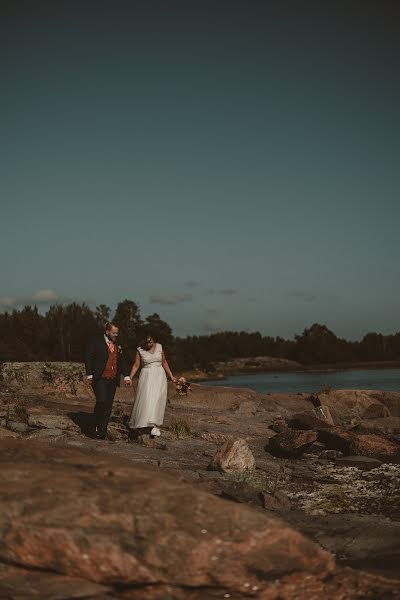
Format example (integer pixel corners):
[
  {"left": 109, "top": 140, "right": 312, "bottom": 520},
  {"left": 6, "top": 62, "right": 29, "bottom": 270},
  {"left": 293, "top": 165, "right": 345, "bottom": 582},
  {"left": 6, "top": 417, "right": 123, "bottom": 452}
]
[{"left": 206, "top": 368, "right": 400, "bottom": 394}]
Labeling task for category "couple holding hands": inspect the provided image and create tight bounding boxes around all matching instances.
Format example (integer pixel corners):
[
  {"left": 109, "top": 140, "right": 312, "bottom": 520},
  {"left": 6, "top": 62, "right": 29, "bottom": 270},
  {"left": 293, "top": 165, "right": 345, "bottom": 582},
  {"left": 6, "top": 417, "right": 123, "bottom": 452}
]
[{"left": 85, "top": 322, "right": 176, "bottom": 439}]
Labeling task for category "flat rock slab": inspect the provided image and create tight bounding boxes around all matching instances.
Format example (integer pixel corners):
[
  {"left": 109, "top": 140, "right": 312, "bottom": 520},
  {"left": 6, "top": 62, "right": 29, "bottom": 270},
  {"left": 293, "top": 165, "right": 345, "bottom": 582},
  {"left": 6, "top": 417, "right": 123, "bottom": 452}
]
[
  {"left": 0, "top": 438, "right": 334, "bottom": 597},
  {"left": 335, "top": 456, "right": 383, "bottom": 470},
  {"left": 27, "top": 412, "right": 75, "bottom": 430}
]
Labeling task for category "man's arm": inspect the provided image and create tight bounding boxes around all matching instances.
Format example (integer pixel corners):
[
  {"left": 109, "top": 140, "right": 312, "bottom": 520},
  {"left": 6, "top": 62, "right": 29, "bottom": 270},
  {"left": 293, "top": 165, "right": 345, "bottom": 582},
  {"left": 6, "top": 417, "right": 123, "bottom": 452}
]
[
  {"left": 85, "top": 337, "right": 95, "bottom": 380},
  {"left": 119, "top": 347, "right": 132, "bottom": 384}
]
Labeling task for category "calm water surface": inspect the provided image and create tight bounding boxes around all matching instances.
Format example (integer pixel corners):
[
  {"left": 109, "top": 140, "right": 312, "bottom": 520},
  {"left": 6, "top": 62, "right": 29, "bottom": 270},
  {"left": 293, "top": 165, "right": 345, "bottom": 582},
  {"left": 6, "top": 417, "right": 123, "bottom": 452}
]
[{"left": 206, "top": 368, "right": 400, "bottom": 394}]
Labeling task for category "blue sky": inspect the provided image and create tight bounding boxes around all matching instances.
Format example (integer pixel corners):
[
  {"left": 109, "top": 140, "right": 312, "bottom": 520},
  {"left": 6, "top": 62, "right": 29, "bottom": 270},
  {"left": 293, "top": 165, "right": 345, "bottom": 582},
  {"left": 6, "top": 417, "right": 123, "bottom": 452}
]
[{"left": 1, "top": 1, "right": 399, "bottom": 339}]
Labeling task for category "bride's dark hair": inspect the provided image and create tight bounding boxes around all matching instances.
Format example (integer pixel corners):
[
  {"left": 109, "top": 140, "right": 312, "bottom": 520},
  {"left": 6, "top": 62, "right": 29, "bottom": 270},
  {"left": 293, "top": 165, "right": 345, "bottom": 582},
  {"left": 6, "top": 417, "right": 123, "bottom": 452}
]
[{"left": 140, "top": 330, "right": 155, "bottom": 347}]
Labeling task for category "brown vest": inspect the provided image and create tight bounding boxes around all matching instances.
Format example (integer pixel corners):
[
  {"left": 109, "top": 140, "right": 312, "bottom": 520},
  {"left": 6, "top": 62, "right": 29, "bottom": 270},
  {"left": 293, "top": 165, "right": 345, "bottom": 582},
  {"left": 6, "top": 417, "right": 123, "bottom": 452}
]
[{"left": 102, "top": 344, "right": 118, "bottom": 379}]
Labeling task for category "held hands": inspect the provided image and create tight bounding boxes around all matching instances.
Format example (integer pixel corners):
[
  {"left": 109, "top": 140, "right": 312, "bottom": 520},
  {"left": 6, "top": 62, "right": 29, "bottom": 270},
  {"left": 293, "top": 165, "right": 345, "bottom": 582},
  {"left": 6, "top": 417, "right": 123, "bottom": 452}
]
[{"left": 124, "top": 377, "right": 132, "bottom": 386}]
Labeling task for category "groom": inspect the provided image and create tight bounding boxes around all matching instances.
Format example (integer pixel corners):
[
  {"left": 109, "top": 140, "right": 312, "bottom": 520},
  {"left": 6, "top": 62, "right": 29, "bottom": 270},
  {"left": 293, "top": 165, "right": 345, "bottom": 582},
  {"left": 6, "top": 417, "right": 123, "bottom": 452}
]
[{"left": 85, "top": 322, "right": 131, "bottom": 439}]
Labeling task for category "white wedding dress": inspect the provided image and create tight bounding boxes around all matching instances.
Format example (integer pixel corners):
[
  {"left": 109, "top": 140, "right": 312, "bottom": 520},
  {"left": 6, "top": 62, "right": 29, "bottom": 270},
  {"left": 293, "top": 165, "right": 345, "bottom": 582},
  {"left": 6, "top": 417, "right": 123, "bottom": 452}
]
[{"left": 129, "top": 343, "right": 168, "bottom": 429}]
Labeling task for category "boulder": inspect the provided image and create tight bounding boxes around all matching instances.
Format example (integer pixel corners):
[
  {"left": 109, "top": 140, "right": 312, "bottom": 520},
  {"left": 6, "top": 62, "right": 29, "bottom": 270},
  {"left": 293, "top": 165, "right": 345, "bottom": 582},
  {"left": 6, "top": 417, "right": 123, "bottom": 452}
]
[
  {"left": 287, "top": 408, "right": 333, "bottom": 431},
  {"left": 318, "top": 428, "right": 353, "bottom": 454},
  {"left": 208, "top": 438, "right": 256, "bottom": 472},
  {"left": 0, "top": 439, "right": 335, "bottom": 597},
  {"left": 318, "top": 428, "right": 399, "bottom": 460},
  {"left": 352, "top": 434, "right": 399, "bottom": 460},
  {"left": 268, "top": 430, "right": 317, "bottom": 458},
  {"left": 317, "top": 390, "right": 384, "bottom": 427}
]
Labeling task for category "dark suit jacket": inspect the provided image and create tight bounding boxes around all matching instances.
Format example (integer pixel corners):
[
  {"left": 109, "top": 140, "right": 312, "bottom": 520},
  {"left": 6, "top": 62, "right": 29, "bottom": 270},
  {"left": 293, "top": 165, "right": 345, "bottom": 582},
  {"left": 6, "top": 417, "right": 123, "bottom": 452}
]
[{"left": 85, "top": 334, "right": 130, "bottom": 385}]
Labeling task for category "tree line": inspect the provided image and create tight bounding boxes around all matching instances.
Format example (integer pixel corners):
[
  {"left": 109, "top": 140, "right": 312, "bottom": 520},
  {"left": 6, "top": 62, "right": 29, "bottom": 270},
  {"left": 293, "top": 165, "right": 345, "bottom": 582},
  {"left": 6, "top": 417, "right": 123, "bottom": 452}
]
[{"left": 0, "top": 300, "right": 399, "bottom": 370}]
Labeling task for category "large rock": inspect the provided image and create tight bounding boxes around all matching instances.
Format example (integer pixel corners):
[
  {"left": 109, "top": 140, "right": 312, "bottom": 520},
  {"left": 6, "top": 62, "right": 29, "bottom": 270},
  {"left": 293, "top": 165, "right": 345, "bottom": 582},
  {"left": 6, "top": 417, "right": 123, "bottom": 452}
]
[
  {"left": 268, "top": 430, "right": 317, "bottom": 458},
  {"left": 208, "top": 438, "right": 256, "bottom": 472},
  {"left": 0, "top": 439, "right": 334, "bottom": 597},
  {"left": 352, "top": 434, "right": 399, "bottom": 460},
  {"left": 317, "top": 390, "right": 386, "bottom": 427},
  {"left": 318, "top": 428, "right": 353, "bottom": 454},
  {"left": 287, "top": 408, "right": 333, "bottom": 431},
  {"left": 318, "top": 428, "right": 399, "bottom": 460}
]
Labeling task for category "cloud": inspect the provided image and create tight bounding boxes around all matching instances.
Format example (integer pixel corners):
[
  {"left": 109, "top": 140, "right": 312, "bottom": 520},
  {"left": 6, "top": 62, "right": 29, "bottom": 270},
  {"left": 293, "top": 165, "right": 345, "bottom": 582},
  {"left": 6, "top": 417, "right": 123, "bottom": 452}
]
[
  {"left": 219, "top": 289, "right": 237, "bottom": 296},
  {"left": 203, "top": 319, "right": 226, "bottom": 332},
  {"left": 0, "top": 296, "right": 15, "bottom": 309},
  {"left": 0, "top": 289, "right": 95, "bottom": 311},
  {"left": 285, "top": 290, "right": 317, "bottom": 302},
  {"left": 285, "top": 290, "right": 340, "bottom": 303},
  {"left": 31, "top": 289, "right": 60, "bottom": 302},
  {"left": 0, "top": 289, "right": 61, "bottom": 309},
  {"left": 149, "top": 293, "right": 193, "bottom": 305}
]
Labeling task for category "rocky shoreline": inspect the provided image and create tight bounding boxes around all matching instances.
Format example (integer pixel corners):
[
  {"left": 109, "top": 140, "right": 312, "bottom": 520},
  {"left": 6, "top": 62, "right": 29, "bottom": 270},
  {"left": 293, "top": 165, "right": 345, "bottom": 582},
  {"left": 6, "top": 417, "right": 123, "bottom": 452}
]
[{"left": 0, "top": 361, "right": 400, "bottom": 599}]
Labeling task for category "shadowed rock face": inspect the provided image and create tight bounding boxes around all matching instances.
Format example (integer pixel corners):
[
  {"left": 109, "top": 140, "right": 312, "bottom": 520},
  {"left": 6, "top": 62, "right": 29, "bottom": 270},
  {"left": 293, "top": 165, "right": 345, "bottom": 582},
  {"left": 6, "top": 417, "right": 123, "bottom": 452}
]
[
  {"left": 0, "top": 439, "right": 334, "bottom": 597},
  {"left": 1, "top": 439, "right": 400, "bottom": 600}
]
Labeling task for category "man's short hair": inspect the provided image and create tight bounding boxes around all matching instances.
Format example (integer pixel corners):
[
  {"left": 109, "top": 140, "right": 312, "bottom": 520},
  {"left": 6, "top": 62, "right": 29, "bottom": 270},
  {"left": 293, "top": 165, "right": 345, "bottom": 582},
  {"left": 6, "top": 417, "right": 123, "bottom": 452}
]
[{"left": 105, "top": 322, "right": 118, "bottom": 332}]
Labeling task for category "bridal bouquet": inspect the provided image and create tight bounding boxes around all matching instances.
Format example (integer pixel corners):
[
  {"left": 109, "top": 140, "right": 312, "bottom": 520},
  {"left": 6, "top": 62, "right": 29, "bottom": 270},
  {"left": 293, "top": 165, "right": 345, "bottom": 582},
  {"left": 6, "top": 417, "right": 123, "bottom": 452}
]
[{"left": 175, "top": 376, "right": 192, "bottom": 396}]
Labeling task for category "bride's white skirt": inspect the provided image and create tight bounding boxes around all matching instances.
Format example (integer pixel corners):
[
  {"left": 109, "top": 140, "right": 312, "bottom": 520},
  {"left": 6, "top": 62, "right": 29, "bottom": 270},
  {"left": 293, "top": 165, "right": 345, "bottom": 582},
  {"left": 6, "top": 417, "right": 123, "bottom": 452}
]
[{"left": 129, "top": 366, "right": 168, "bottom": 428}]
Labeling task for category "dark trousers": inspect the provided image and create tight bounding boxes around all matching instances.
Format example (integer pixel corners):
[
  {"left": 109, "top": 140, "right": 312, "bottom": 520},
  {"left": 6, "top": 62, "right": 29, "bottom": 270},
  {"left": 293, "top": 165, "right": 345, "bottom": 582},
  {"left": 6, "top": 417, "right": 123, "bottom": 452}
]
[{"left": 92, "top": 378, "right": 117, "bottom": 437}]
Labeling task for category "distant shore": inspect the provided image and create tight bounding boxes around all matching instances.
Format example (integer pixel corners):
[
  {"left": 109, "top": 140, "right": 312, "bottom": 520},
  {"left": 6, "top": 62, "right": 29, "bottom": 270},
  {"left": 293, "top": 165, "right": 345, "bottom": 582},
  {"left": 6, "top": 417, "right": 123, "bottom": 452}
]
[{"left": 182, "top": 359, "right": 400, "bottom": 382}]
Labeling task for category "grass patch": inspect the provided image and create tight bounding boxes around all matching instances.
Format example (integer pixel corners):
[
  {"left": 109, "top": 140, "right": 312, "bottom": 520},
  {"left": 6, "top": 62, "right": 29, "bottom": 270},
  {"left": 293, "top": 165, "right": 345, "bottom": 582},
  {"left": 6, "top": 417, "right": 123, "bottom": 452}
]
[
  {"left": 8, "top": 397, "right": 33, "bottom": 423},
  {"left": 226, "top": 465, "right": 286, "bottom": 495},
  {"left": 169, "top": 418, "right": 197, "bottom": 439}
]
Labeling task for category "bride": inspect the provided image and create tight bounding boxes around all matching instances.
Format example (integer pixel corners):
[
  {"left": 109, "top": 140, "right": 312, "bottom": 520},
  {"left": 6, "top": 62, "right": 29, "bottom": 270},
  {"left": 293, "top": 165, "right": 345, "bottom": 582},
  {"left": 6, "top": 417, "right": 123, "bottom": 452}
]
[{"left": 128, "top": 333, "right": 176, "bottom": 437}]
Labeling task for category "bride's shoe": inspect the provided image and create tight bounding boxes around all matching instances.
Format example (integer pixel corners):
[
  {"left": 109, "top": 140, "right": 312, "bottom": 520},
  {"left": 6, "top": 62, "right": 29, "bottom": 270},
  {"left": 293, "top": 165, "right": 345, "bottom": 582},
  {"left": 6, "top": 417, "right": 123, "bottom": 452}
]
[{"left": 150, "top": 426, "right": 161, "bottom": 437}]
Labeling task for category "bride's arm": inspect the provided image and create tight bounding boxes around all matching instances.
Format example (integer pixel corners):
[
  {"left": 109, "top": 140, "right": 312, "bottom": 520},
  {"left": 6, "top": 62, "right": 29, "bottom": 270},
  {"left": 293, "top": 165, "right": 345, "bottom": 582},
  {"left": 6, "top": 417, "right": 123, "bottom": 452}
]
[
  {"left": 162, "top": 351, "right": 176, "bottom": 383},
  {"left": 129, "top": 352, "right": 141, "bottom": 379}
]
